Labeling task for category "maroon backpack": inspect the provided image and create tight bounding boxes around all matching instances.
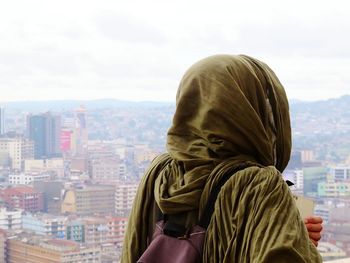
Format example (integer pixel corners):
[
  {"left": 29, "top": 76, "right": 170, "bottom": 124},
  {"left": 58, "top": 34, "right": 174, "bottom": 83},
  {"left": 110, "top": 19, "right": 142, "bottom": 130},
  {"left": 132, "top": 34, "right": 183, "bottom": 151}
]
[{"left": 137, "top": 164, "right": 250, "bottom": 263}]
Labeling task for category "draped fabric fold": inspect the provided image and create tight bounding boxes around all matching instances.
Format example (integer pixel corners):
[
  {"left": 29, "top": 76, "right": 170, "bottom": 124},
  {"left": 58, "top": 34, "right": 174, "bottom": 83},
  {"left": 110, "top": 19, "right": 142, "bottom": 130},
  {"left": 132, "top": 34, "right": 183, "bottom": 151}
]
[{"left": 121, "top": 55, "right": 321, "bottom": 263}]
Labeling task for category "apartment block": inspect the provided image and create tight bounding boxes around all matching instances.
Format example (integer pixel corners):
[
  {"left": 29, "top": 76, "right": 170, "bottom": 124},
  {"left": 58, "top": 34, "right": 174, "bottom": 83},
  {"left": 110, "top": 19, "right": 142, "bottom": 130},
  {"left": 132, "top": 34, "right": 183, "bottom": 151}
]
[
  {"left": 0, "top": 138, "right": 34, "bottom": 171},
  {"left": 7, "top": 234, "right": 100, "bottom": 263},
  {"left": 0, "top": 186, "right": 44, "bottom": 212},
  {"left": 0, "top": 208, "right": 22, "bottom": 230},
  {"left": 115, "top": 182, "right": 138, "bottom": 216},
  {"left": 9, "top": 172, "right": 51, "bottom": 185},
  {"left": 22, "top": 213, "right": 67, "bottom": 238},
  {"left": 61, "top": 185, "right": 115, "bottom": 216}
]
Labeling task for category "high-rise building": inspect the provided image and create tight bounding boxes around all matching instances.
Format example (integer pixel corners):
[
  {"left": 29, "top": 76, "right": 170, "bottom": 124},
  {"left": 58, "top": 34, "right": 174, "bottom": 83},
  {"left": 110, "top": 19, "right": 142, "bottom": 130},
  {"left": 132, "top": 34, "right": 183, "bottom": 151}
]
[
  {"left": 74, "top": 106, "right": 88, "bottom": 155},
  {"left": 0, "top": 107, "right": 5, "bottom": 135},
  {"left": 0, "top": 138, "right": 34, "bottom": 171},
  {"left": 60, "top": 129, "right": 73, "bottom": 154},
  {"left": 27, "top": 112, "right": 61, "bottom": 159}
]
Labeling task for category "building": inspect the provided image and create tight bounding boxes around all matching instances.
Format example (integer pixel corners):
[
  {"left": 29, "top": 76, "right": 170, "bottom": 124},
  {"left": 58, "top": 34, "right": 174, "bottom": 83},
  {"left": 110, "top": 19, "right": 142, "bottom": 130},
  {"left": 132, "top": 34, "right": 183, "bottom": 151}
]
[
  {"left": 91, "top": 157, "right": 120, "bottom": 182},
  {"left": 318, "top": 242, "right": 347, "bottom": 261},
  {"left": 0, "top": 138, "right": 34, "bottom": 171},
  {"left": 26, "top": 112, "right": 61, "bottom": 159},
  {"left": 74, "top": 106, "right": 88, "bottom": 155},
  {"left": 314, "top": 205, "right": 331, "bottom": 224},
  {"left": 0, "top": 186, "right": 44, "bottom": 212},
  {"left": 70, "top": 156, "right": 88, "bottom": 174},
  {"left": 106, "top": 216, "right": 128, "bottom": 247},
  {"left": 324, "top": 258, "right": 350, "bottom": 263},
  {"left": 283, "top": 169, "right": 304, "bottom": 194},
  {"left": 33, "top": 181, "right": 64, "bottom": 214},
  {"left": 0, "top": 229, "right": 6, "bottom": 263},
  {"left": 22, "top": 213, "right": 67, "bottom": 238},
  {"left": 66, "top": 220, "right": 85, "bottom": 243},
  {"left": 24, "top": 158, "right": 64, "bottom": 178},
  {"left": 9, "top": 172, "right": 51, "bottom": 185},
  {"left": 61, "top": 185, "right": 115, "bottom": 216},
  {"left": 329, "top": 166, "right": 350, "bottom": 181},
  {"left": 60, "top": 129, "right": 73, "bottom": 154},
  {"left": 318, "top": 181, "right": 350, "bottom": 197},
  {"left": 303, "top": 166, "right": 328, "bottom": 197},
  {"left": 323, "top": 224, "right": 350, "bottom": 256},
  {"left": 0, "top": 107, "right": 5, "bottom": 136},
  {"left": 83, "top": 217, "right": 109, "bottom": 246},
  {"left": 301, "top": 150, "right": 315, "bottom": 163},
  {"left": 115, "top": 183, "right": 138, "bottom": 216},
  {"left": 0, "top": 208, "right": 22, "bottom": 230},
  {"left": 6, "top": 234, "right": 101, "bottom": 263}
]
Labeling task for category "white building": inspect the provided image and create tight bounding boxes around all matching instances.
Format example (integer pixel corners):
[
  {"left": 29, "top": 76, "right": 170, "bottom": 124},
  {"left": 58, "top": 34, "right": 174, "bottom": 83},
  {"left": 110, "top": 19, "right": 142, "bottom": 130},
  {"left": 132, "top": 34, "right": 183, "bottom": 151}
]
[
  {"left": 115, "top": 182, "right": 138, "bottom": 216},
  {"left": 330, "top": 166, "right": 350, "bottom": 181},
  {"left": 24, "top": 158, "right": 64, "bottom": 177},
  {"left": 0, "top": 138, "right": 34, "bottom": 171},
  {"left": 22, "top": 213, "right": 67, "bottom": 238},
  {"left": 9, "top": 172, "right": 51, "bottom": 185},
  {"left": 318, "top": 181, "right": 350, "bottom": 197},
  {"left": 283, "top": 169, "right": 304, "bottom": 194},
  {"left": 0, "top": 207, "right": 22, "bottom": 230}
]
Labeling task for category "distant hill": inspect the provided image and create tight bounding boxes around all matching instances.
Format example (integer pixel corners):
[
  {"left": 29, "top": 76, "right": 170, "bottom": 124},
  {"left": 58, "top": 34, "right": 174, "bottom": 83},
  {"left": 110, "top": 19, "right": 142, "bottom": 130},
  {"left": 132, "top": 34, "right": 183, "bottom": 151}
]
[
  {"left": 290, "top": 95, "right": 350, "bottom": 115},
  {"left": 2, "top": 95, "right": 349, "bottom": 113}
]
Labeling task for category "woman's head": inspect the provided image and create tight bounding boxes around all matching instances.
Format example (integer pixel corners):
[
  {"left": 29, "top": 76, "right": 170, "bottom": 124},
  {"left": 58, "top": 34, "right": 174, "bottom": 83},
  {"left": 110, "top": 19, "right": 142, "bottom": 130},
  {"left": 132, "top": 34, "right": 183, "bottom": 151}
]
[{"left": 167, "top": 55, "right": 291, "bottom": 172}]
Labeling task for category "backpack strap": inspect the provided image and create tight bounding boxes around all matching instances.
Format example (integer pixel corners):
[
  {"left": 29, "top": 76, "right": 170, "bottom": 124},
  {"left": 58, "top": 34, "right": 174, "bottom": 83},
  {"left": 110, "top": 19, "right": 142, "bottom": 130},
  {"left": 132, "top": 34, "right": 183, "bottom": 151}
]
[{"left": 198, "top": 163, "right": 251, "bottom": 228}]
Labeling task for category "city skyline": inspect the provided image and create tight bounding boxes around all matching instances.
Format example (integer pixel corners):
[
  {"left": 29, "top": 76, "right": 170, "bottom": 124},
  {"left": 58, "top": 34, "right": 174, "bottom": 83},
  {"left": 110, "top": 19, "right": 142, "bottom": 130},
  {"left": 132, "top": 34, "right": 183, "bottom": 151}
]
[{"left": 1, "top": 0, "right": 350, "bottom": 102}]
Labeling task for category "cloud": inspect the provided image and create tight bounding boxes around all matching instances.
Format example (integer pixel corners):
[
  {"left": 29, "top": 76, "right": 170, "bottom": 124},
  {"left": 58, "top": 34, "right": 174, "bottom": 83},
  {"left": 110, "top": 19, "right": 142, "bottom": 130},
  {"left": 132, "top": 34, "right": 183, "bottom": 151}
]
[{"left": 0, "top": 0, "right": 349, "bottom": 102}]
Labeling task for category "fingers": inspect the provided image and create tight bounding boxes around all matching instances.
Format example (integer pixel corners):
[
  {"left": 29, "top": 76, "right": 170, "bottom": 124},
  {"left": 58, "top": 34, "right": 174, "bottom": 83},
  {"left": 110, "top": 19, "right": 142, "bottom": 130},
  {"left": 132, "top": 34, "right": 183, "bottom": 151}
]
[
  {"left": 304, "top": 216, "right": 323, "bottom": 224},
  {"left": 305, "top": 223, "right": 323, "bottom": 232},
  {"left": 308, "top": 231, "right": 322, "bottom": 242},
  {"left": 304, "top": 216, "right": 323, "bottom": 247}
]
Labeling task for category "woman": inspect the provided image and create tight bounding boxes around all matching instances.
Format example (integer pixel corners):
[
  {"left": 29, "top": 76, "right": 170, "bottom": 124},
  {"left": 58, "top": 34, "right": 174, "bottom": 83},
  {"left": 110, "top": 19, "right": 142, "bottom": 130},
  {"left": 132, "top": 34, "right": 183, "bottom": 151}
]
[{"left": 122, "top": 55, "right": 322, "bottom": 262}]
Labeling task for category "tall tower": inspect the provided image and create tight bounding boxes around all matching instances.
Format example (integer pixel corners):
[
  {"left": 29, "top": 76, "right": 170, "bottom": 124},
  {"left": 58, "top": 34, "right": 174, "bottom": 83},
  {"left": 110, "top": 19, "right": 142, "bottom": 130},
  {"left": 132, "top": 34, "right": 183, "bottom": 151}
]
[
  {"left": 74, "top": 106, "right": 88, "bottom": 155},
  {"left": 27, "top": 112, "right": 61, "bottom": 159},
  {"left": 0, "top": 107, "right": 5, "bottom": 135}
]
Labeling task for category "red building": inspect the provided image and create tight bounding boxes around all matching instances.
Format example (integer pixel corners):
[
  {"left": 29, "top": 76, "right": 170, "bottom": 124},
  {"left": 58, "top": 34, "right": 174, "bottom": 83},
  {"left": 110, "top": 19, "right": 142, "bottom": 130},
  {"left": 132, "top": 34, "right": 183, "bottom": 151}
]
[
  {"left": 0, "top": 186, "right": 44, "bottom": 212},
  {"left": 60, "top": 129, "right": 72, "bottom": 153}
]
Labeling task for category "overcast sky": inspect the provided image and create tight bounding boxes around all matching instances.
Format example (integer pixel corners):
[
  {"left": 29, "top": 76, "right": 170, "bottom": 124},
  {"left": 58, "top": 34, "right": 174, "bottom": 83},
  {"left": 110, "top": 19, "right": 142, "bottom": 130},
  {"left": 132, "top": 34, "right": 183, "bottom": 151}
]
[{"left": 0, "top": 0, "right": 349, "bottom": 102}]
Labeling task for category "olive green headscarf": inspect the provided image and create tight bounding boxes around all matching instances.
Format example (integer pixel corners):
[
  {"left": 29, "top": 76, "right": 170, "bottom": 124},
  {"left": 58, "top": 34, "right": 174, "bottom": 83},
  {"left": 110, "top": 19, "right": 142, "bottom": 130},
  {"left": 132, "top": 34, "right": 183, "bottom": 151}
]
[
  {"left": 155, "top": 54, "right": 291, "bottom": 215},
  {"left": 122, "top": 55, "right": 321, "bottom": 263}
]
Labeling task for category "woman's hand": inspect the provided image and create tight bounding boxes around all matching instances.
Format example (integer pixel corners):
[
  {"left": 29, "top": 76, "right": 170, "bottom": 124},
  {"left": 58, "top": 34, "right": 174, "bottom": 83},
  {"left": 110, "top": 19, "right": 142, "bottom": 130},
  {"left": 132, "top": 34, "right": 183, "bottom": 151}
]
[{"left": 304, "top": 216, "right": 323, "bottom": 247}]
